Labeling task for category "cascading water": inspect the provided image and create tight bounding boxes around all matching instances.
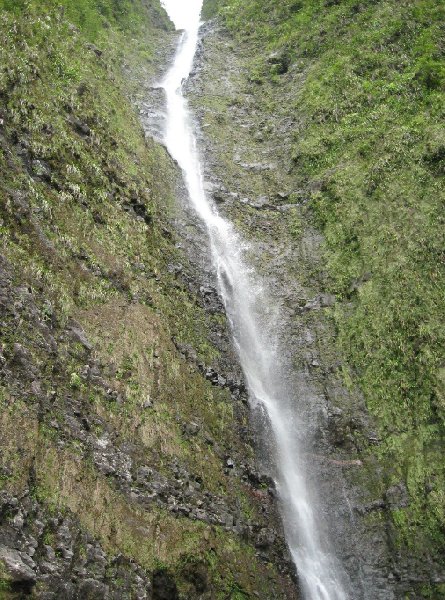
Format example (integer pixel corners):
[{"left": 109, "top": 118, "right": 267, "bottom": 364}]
[{"left": 160, "top": 1, "right": 350, "bottom": 598}]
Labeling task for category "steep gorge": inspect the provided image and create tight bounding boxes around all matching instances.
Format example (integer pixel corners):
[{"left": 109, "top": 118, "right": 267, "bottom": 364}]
[
  {"left": 0, "top": 0, "right": 444, "bottom": 598},
  {"left": 0, "top": 1, "right": 296, "bottom": 597}
]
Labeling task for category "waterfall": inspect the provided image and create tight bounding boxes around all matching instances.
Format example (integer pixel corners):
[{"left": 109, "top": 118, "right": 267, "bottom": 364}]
[{"left": 159, "top": 1, "right": 350, "bottom": 598}]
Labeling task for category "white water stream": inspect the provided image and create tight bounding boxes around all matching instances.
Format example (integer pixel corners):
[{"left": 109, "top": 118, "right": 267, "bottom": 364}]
[{"left": 160, "top": 1, "right": 350, "bottom": 598}]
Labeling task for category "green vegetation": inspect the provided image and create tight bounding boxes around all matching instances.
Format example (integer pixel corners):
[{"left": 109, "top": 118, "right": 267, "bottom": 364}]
[
  {"left": 202, "top": 0, "right": 220, "bottom": 20},
  {"left": 0, "top": 1, "right": 294, "bottom": 597},
  {"left": 210, "top": 0, "right": 445, "bottom": 566},
  {"left": 0, "top": 0, "right": 171, "bottom": 41}
]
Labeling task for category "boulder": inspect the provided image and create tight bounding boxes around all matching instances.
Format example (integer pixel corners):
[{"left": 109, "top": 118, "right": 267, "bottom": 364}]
[{"left": 0, "top": 545, "right": 36, "bottom": 585}]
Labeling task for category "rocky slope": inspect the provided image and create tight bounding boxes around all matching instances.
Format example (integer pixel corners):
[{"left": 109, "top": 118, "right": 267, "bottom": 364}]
[
  {"left": 1, "top": 0, "right": 444, "bottom": 598},
  {"left": 192, "top": 0, "right": 445, "bottom": 597},
  {"left": 0, "top": 1, "right": 298, "bottom": 598}
]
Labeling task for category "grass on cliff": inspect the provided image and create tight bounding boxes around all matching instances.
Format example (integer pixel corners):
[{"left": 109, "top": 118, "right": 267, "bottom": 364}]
[
  {"left": 0, "top": 1, "right": 295, "bottom": 596},
  {"left": 0, "top": 0, "right": 171, "bottom": 41},
  {"left": 211, "top": 0, "right": 445, "bottom": 565}
]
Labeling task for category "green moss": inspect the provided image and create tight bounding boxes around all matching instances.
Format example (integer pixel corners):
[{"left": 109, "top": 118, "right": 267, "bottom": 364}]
[
  {"left": 0, "top": 0, "right": 172, "bottom": 42},
  {"left": 206, "top": 0, "right": 445, "bottom": 561},
  {"left": 0, "top": 561, "right": 12, "bottom": 586},
  {"left": 70, "top": 372, "right": 82, "bottom": 389},
  {"left": 202, "top": 0, "right": 220, "bottom": 20},
  {"left": 0, "top": 3, "right": 294, "bottom": 595}
]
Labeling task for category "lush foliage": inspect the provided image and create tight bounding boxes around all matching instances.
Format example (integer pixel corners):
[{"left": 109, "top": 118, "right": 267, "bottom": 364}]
[
  {"left": 211, "top": 0, "right": 445, "bottom": 559},
  {"left": 0, "top": 2, "right": 293, "bottom": 597},
  {"left": 0, "top": 0, "right": 170, "bottom": 40}
]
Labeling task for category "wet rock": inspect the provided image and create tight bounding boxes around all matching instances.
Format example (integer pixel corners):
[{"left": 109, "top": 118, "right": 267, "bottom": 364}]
[
  {"left": 256, "top": 528, "right": 276, "bottom": 549},
  {"left": 204, "top": 181, "right": 226, "bottom": 203},
  {"left": 0, "top": 545, "right": 36, "bottom": 585},
  {"left": 245, "top": 467, "right": 275, "bottom": 490}
]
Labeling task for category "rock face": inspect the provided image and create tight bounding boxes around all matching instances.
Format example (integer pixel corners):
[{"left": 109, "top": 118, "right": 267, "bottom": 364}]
[
  {"left": 186, "top": 18, "right": 445, "bottom": 600},
  {"left": 0, "top": 492, "right": 153, "bottom": 598},
  {"left": 0, "top": 2, "right": 298, "bottom": 599},
  {"left": 3, "top": 0, "right": 441, "bottom": 598},
  {"left": 0, "top": 545, "right": 37, "bottom": 586}
]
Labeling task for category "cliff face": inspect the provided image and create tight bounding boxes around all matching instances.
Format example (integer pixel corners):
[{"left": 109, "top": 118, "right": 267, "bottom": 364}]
[
  {"left": 1, "top": 0, "right": 444, "bottom": 598},
  {"left": 196, "top": 0, "right": 445, "bottom": 598},
  {"left": 0, "top": 2, "right": 297, "bottom": 598}
]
